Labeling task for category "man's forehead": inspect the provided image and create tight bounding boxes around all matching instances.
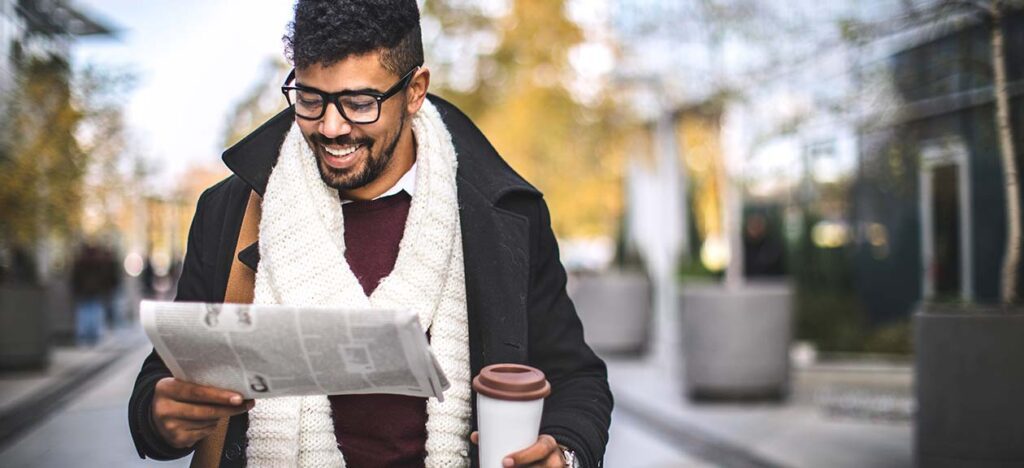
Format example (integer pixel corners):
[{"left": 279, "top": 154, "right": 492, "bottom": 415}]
[{"left": 294, "top": 53, "right": 394, "bottom": 91}]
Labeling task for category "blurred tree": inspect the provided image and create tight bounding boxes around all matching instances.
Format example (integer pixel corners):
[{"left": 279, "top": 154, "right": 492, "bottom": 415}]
[
  {"left": 0, "top": 56, "right": 133, "bottom": 283},
  {"left": 987, "top": 0, "right": 1022, "bottom": 304},
  {"left": 0, "top": 56, "right": 85, "bottom": 282},
  {"left": 76, "top": 65, "right": 137, "bottom": 240},
  {"left": 420, "top": 0, "right": 504, "bottom": 118},
  {"left": 425, "top": 0, "right": 634, "bottom": 238}
]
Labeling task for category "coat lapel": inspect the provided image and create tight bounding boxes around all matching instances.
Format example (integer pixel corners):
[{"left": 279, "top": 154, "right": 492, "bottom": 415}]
[
  {"left": 429, "top": 96, "right": 541, "bottom": 377},
  {"left": 456, "top": 180, "right": 530, "bottom": 374}
]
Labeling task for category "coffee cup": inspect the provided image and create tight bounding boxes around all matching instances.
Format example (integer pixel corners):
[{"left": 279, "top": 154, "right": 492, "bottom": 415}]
[{"left": 472, "top": 364, "right": 551, "bottom": 467}]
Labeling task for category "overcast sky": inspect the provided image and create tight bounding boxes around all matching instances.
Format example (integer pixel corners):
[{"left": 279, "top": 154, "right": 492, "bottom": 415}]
[{"left": 73, "top": 0, "right": 295, "bottom": 183}]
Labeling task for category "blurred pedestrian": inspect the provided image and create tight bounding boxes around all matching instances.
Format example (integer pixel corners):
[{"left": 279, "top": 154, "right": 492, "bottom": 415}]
[
  {"left": 140, "top": 255, "right": 156, "bottom": 299},
  {"left": 101, "top": 247, "right": 123, "bottom": 328},
  {"left": 744, "top": 212, "right": 785, "bottom": 277},
  {"left": 71, "top": 242, "right": 117, "bottom": 345}
]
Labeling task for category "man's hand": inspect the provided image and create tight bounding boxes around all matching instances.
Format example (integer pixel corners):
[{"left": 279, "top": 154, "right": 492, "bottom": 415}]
[
  {"left": 470, "top": 431, "right": 565, "bottom": 467},
  {"left": 151, "top": 377, "right": 255, "bottom": 449}
]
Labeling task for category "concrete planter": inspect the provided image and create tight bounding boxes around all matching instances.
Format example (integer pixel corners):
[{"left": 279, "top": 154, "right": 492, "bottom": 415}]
[
  {"left": 569, "top": 270, "right": 652, "bottom": 355},
  {"left": 915, "top": 305, "right": 1024, "bottom": 467},
  {"left": 0, "top": 284, "right": 51, "bottom": 369},
  {"left": 679, "top": 281, "right": 792, "bottom": 400},
  {"left": 45, "top": 278, "right": 76, "bottom": 345}
]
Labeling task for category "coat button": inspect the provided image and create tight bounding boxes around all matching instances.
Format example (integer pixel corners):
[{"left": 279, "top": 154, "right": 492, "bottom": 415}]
[{"left": 224, "top": 443, "right": 243, "bottom": 461}]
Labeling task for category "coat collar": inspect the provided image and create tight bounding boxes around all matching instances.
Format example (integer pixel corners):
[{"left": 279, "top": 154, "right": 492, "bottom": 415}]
[{"left": 221, "top": 94, "right": 540, "bottom": 204}]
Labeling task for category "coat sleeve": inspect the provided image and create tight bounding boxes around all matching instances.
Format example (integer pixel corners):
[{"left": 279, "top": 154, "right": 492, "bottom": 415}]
[
  {"left": 528, "top": 197, "right": 614, "bottom": 467},
  {"left": 127, "top": 191, "right": 213, "bottom": 460}
]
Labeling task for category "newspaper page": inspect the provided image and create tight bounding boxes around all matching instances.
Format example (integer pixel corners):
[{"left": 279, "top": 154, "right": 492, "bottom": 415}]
[{"left": 140, "top": 301, "right": 450, "bottom": 401}]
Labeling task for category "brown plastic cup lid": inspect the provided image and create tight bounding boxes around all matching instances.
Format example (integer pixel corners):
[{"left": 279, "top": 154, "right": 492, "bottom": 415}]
[{"left": 472, "top": 364, "right": 551, "bottom": 401}]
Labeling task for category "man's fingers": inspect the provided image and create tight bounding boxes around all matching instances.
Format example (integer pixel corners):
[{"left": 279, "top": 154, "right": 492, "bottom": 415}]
[
  {"left": 183, "top": 425, "right": 217, "bottom": 442},
  {"left": 157, "top": 377, "right": 244, "bottom": 406},
  {"left": 151, "top": 378, "right": 254, "bottom": 450},
  {"left": 176, "top": 380, "right": 244, "bottom": 405},
  {"left": 180, "top": 400, "right": 255, "bottom": 421},
  {"left": 155, "top": 402, "right": 251, "bottom": 449},
  {"left": 166, "top": 424, "right": 220, "bottom": 449},
  {"left": 504, "top": 435, "right": 560, "bottom": 466},
  {"left": 179, "top": 419, "right": 219, "bottom": 432},
  {"left": 158, "top": 398, "right": 254, "bottom": 422},
  {"left": 470, "top": 431, "right": 479, "bottom": 445},
  {"left": 163, "top": 418, "right": 218, "bottom": 434}
]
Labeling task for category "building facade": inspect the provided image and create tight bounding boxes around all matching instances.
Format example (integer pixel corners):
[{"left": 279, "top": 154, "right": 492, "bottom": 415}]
[{"left": 853, "top": 7, "right": 1024, "bottom": 319}]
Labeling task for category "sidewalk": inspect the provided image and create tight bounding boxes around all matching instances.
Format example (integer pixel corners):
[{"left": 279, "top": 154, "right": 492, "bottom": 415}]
[
  {"left": 605, "top": 352, "right": 913, "bottom": 468},
  {"left": 0, "top": 325, "right": 147, "bottom": 449}
]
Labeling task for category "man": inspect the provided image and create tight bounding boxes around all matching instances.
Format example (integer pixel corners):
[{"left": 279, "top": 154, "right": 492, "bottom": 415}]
[{"left": 128, "top": 1, "right": 612, "bottom": 467}]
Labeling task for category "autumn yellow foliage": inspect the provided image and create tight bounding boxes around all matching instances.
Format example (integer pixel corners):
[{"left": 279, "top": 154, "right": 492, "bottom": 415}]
[
  {"left": 0, "top": 57, "right": 87, "bottom": 250},
  {"left": 436, "top": 0, "right": 635, "bottom": 239}
]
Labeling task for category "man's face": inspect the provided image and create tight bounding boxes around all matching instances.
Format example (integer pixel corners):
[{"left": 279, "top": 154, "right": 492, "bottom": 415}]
[{"left": 293, "top": 53, "right": 408, "bottom": 191}]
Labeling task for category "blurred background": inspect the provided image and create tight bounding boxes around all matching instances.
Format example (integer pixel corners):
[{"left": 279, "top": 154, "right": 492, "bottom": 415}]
[{"left": 1, "top": 0, "right": 1023, "bottom": 467}]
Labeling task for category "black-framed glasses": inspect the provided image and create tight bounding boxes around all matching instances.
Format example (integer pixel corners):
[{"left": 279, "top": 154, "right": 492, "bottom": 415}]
[{"left": 281, "top": 66, "right": 419, "bottom": 123}]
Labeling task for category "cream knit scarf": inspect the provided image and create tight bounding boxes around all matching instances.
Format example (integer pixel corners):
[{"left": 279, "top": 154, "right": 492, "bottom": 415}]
[{"left": 247, "top": 100, "right": 472, "bottom": 467}]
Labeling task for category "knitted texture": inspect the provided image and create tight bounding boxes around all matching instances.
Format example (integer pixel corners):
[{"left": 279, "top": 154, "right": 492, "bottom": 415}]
[{"left": 247, "top": 99, "right": 472, "bottom": 467}]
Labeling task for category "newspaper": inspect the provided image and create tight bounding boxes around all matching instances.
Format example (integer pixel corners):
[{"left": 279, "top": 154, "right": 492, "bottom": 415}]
[{"left": 140, "top": 300, "right": 450, "bottom": 401}]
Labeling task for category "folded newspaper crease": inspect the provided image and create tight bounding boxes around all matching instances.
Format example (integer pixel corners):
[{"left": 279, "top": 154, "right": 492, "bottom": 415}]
[{"left": 140, "top": 301, "right": 450, "bottom": 401}]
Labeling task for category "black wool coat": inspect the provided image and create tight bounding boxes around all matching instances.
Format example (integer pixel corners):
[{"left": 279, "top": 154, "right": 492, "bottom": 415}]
[{"left": 128, "top": 95, "right": 613, "bottom": 467}]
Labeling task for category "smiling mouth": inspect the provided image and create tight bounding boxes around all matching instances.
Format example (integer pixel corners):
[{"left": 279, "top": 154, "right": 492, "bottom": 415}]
[
  {"left": 323, "top": 144, "right": 361, "bottom": 157},
  {"left": 319, "top": 143, "right": 365, "bottom": 170}
]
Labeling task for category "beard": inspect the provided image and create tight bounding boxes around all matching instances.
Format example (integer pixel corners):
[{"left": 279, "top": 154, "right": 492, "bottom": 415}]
[{"left": 307, "top": 113, "right": 406, "bottom": 191}]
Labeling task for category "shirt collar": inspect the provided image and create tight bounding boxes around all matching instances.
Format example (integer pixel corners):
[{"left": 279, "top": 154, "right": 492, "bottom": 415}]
[{"left": 341, "top": 160, "right": 417, "bottom": 204}]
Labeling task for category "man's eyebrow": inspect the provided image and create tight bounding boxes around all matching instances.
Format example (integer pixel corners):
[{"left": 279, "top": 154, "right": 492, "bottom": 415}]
[
  {"left": 344, "top": 86, "right": 384, "bottom": 94},
  {"left": 293, "top": 81, "right": 384, "bottom": 94}
]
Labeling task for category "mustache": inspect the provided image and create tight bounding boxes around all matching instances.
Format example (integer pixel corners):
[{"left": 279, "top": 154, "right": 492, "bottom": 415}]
[{"left": 311, "top": 133, "right": 373, "bottom": 148}]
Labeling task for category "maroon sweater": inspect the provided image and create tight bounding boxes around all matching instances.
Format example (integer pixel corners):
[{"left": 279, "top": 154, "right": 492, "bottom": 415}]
[{"left": 329, "top": 191, "right": 428, "bottom": 467}]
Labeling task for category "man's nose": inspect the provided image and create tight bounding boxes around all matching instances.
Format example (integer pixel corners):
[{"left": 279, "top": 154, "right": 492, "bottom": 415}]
[{"left": 319, "top": 102, "right": 352, "bottom": 139}]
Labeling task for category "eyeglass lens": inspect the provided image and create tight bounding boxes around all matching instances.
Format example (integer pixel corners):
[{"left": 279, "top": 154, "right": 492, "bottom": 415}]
[{"left": 287, "top": 89, "right": 380, "bottom": 122}]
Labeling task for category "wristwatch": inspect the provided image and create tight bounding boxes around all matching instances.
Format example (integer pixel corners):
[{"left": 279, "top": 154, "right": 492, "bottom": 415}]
[{"left": 560, "top": 445, "right": 579, "bottom": 468}]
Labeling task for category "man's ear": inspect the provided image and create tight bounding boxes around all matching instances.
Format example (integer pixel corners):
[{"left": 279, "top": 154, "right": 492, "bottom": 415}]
[{"left": 405, "top": 66, "right": 431, "bottom": 114}]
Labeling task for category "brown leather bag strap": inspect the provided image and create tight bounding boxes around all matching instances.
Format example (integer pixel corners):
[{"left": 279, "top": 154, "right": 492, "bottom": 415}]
[
  {"left": 224, "top": 191, "right": 261, "bottom": 305},
  {"left": 190, "top": 190, "right": 261, "bottom": 468}
]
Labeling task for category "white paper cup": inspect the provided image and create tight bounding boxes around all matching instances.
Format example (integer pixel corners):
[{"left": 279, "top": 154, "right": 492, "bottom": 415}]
[
  {"left": 477, "top": 394, "right": 545, "bottom": 467},
  {"left": 473, "top": 364, "right": 551, "bottom": 468}
]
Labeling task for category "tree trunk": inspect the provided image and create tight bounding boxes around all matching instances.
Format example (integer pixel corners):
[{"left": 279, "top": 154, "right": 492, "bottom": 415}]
[{"left": 992, "top": 4, "right": 1021, "bottom": 304}]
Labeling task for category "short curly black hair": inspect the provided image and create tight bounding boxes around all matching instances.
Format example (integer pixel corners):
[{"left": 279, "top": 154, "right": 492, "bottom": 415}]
[{"left": 284, "top": 0, "right": 423, "bottom": 76}]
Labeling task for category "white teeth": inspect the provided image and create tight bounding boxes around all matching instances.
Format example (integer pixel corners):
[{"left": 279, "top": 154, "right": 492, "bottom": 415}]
[{"left": 323, "top": 144, "right": 360, "bottom": 157}]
